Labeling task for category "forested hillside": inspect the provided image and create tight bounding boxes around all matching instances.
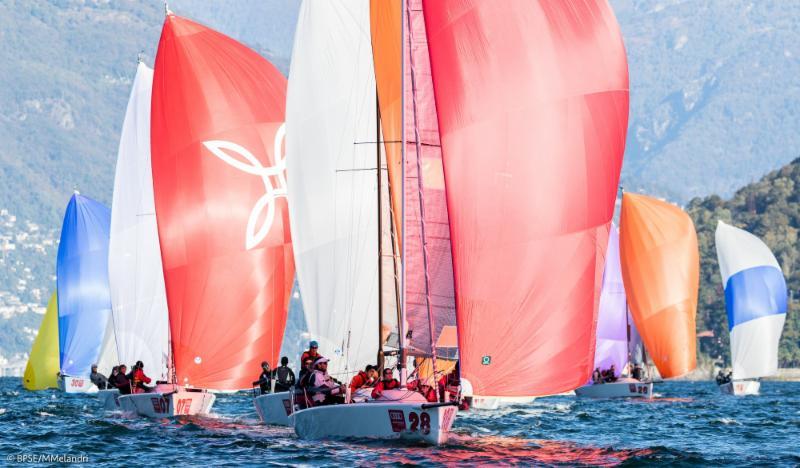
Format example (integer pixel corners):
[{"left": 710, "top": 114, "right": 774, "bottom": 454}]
[{"left": 689, "top": 158, "right": 800, "bottom": 367}]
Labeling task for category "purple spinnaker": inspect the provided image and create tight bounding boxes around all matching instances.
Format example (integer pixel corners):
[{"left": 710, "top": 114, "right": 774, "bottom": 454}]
[{"left": 594, "top": 225, "right": 629, "bottom": 376}]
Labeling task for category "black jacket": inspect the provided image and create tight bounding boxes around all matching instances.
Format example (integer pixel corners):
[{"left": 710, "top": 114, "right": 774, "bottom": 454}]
[
  {"left": 113, "top": 373, "right": 131, "bottom": 395},
  {"left": 90, "top": 372, "right": 108, "bottom": 390},
  {"left": 272, "top": 366, "right": 296, "bottom": 392}
]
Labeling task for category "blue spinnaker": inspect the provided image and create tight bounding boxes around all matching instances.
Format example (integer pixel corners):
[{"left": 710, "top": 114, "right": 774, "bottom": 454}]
[{"left": 56, "top": 193, "right": 112, "bottom": 377}]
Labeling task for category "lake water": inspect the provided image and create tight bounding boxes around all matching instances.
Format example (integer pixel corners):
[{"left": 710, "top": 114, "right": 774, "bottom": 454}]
[{"left": 0, "top": 379, "right": 798, "bottom": 466}]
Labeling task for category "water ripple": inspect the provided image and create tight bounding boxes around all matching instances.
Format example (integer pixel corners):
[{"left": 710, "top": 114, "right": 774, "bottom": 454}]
[{"left": 1, "top": 379, "right": 799, "bottom": 466}]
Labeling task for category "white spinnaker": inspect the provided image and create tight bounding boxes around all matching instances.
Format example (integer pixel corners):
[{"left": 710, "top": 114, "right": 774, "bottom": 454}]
[
  {"left": 715, "top": 220, "right": 780, "bottom": 285},
  {"left": 715, "top": 220, "right": 787, "bottom": 380},
  {"left": 108, "top": 63, "right": 170, "bottom": 381},
  {"left": 286, "top": 0, "right": 379, "bottom": 378},
  {"left": 730, "top": 314, "right": 785, "bottom": 379}
]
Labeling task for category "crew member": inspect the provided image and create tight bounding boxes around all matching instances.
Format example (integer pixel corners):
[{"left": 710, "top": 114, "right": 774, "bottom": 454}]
[
  {"left": 272, "top": 357, "right": 296, "bottom": 392},
  {"left": 371, "top": 367, "right": 400, "bottom": 399},
  {"left": 349, "top": 365, "right": 378, "bottom": 392},
  {"left": 90, "top": 364, "right": 109, "bottom": 390},
  {"left": 114, "top": 365, "right": 132, "bottom": 395},
  {"left": 131, "top": 361, "right": 152, "bottom": 393},
  {"left": 253, "top": 361, "right": 272, "bottom": 394},
  {"left": 300, "top": 341, "right": 322, "bottom": 364},
  {"left": 308, "top": 358, "right": 344, "bottom": 406}
]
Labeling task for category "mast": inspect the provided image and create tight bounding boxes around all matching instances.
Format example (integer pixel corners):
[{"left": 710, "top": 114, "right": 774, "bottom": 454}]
[
  {"left": 405, "top": 0, "right": 437, "bottom": 395},
  {"left": 397, "top": 0, "right": 407, "bottom": 386},
  {"left": 376, "top": 90, "right": 385, "bottom": 373}
]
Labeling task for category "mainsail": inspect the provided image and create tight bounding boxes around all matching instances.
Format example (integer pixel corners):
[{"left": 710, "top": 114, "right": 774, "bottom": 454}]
[
  {"left": 715, "top": 221, "right": 787, "bottom": 380},
  {"left": 286, "top": 0, "right": 379, "bottom": 377},
  {"left": 108, "top": 62, "right": 169, "bottom": 381},
  {"left": 593, "top": 225, "right": 628, "bottom": 376},
  {"left": 56, "top": 193, "right": 113, "bottom": 377},
  {"left": 23, "top": 292, "right": 60, "bottom": 390},
  {"left": 151, "top": 14, "right": 294, "bottom": 390},
  {"left": 619, "top": 193, "right": 698, "bottom": 379},
  {"left": 423, "top": 0, "right": 629, "bottom": 396},
  {"left": 371, "top": 0, "right": 457, "bottom": 360}
]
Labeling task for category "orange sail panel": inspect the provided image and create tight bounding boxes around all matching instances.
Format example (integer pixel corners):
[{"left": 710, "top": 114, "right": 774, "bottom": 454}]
[
  {"left": 619, "top": 193, "right": 698, "bottom": 379},
  {"left": 370, "top": 0, "right": 403, "bottom": 243},
  {"left": 151, "top": 15, "right": 294, "bottom": 390},
  {"left": 423, "top": 0, "right": 629, "bottom": 396}
]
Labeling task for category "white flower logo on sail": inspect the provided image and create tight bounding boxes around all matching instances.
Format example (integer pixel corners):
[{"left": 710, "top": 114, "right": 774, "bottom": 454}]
[{"left": 203, "top": 123, "right": 287, "bottom": 250}]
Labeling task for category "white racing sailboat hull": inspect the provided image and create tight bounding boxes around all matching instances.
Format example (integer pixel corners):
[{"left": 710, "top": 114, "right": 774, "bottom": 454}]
[
  {"left": 290, "top": 391, "right": 457, "bottom": 445},
  {"left": 254, "top": 391, "right": 293, "bottom": 426},
  {"left": 98, "top": 389, "right": 120, "bottom": 410},
  {"left": 575, "top": 379, "right": 653, "bottom": 399},
  {"left": 58, "top": 376, "right": 98, "bottom": 394},
  {"left": 118, "top": 389, "right": 216, "bottom": 417},
  {"left": 719, "top": 380, "right": 760, "bottom": 396}
]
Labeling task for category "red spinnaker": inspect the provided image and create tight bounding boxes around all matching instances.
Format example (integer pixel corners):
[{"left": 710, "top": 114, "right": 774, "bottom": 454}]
[
  {"left": 423, "top": 0, "right": 629, "bottom": 396},
  {"left": 151, "top": 15, "right": 294, "bottom": 390}
]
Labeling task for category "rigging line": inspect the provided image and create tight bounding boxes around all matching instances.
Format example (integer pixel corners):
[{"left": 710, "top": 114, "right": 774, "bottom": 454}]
[
  {"left": 406, "top": 0, "right": 437, "bottom": 393},
  {"left": 353, "top": 140, "right": 401, "bottom": 145}
]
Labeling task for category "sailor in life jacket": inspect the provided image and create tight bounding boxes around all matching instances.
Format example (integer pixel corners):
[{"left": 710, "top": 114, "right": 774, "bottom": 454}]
[
  {"left": 272, "top": 356, "right": 296, "bottom": 392},
  {"left": 371, "top": 367, "right": 401, "bottom": 399},
  {"left": 308, "top": 357, "right": 345, "bottom": 405},
  {"left": 300, "top": 340, "right": 322, "bottom": 365}
]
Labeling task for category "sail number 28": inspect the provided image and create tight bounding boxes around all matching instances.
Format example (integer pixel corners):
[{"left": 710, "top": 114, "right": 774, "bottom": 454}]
[{"left": 388, "top": 410, "right": 431, "bottom": 435}]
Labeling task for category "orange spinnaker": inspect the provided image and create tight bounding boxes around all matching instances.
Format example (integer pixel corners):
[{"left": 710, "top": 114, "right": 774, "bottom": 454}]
[
  {"left": 370, "top": 0, "right": 403, "bottom": 242},
  {"left": 619, "top": 193, "right": 698, "bottom": 378}
]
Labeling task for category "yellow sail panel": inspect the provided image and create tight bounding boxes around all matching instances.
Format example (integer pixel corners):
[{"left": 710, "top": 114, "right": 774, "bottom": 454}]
[
  {"left": 370, "top": 0, "right": 403, "bottom": 245},
  {"left": 23, "top": 292, "right": 60, "bottom": 390},
  {"left": 619, "top": 193, "right": 699, "bottom": 379}
]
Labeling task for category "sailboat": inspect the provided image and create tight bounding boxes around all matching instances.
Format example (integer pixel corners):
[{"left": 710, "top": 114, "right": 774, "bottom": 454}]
[
  {"left": 715, "top": 221, "right": 787, "bottom": 395},
  {"left": 119, "top": 12, "right": 294, "bottom": 417},
  {"left": 100, "top": 60, "right": 170, "bottom": 412},
  {"left": 56, "top": 193, "right": 114, "bottom": 394},
  {"left": 285, "top": 0, "right": 628, "bottom": 444},
  {"left": 282, "top": 0, "right": 456, "bottom": 444},
  {"left": 576, "top": 225, "right": 653, "bottom": 398},
  {"left": 23, "top": 292, "right": 60, "bottom": 391},
  {"left": 619, "top": 193, "right": 699, "bottom": 385}
]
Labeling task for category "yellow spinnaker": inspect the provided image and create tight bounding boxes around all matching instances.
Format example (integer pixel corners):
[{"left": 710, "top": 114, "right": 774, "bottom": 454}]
[{"left": 23, "top": 292, "right": 59, "bottom": 390}]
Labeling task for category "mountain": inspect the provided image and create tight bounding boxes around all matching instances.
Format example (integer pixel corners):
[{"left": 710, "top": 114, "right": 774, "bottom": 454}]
[
  {"left": 0, "top": 0, "right": 301, "bottom": 371},
  {"left": 612, "top": 0, "right": 800, "bottom": 203},
  {"left": 688, "top": 158, "right": 800, "bottom": 367}
]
